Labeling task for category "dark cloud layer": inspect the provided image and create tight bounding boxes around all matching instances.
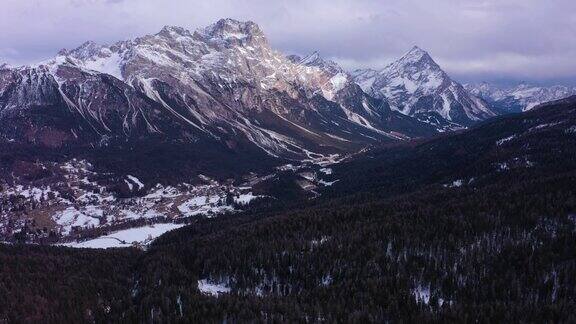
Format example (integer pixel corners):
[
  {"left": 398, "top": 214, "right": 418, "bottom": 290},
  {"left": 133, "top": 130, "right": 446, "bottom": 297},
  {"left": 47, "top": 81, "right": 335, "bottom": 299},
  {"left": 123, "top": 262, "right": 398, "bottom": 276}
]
[{"left": 1, "top": 0, "right": 574, "bottom": 83}]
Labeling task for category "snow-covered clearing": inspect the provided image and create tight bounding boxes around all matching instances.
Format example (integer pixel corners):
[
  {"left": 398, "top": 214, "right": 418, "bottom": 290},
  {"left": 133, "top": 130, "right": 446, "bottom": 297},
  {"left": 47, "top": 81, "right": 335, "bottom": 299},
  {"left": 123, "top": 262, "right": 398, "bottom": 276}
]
[
  {"left": 197, "top": 279, "right": 231, "bottom": 297},
  {"left": 60, "top": 223, "right": 185, "bottom": 249}
]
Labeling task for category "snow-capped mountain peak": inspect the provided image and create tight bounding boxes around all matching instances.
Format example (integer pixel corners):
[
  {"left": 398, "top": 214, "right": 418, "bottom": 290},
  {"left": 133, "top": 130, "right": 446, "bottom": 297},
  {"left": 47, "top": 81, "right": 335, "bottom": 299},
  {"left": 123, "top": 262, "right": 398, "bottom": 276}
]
[
  {"left": 376, "top": 46, "right": 446, "bottom": 97},
  {"left": 397, "top": 46, "right": 435, "bottom": 65},
  {"left": 49, "top": 40, "right": 126, "bottom": 81},
  {"left": 198, "top": 18, "right": 266, "bottom": 46},
  {"left": 352, "top": 46, "right": 496, "bottom": 127},
  {"left": 58, "top": 41, "right": 101, "bottom": 59}
]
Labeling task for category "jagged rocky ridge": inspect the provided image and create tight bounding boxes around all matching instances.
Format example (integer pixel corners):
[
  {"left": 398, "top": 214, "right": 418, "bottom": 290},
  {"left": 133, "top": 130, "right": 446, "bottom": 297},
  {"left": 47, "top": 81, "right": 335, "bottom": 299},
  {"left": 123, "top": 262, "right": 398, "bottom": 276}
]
[
  {"left": 352, "top": 46, "right": 497, "bottom": 129},
  {"left": 0, "top": 19, "right": 437, "bottom": 160}
]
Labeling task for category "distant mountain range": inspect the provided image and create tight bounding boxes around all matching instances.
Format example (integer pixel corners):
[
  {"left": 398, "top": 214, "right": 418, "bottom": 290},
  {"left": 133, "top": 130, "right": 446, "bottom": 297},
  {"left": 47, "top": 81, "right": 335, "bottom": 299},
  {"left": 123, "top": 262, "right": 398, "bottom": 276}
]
[{"left": 465, "top": 82, "right": 576, "bottom": 113}]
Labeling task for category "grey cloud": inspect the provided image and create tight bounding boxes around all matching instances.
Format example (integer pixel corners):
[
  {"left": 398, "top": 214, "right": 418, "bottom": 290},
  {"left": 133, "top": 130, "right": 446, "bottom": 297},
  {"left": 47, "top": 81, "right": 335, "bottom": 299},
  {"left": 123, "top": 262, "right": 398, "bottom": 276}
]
[{"left": 0, "top": 0, "right": 574, "bottom": 83}]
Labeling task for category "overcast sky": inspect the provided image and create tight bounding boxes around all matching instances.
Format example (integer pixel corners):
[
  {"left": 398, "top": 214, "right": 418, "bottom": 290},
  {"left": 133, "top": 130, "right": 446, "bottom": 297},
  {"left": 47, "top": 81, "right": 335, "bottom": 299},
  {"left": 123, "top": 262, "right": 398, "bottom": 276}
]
[{"left": 1, "top": 0, "right": 575, "bottom": 84}]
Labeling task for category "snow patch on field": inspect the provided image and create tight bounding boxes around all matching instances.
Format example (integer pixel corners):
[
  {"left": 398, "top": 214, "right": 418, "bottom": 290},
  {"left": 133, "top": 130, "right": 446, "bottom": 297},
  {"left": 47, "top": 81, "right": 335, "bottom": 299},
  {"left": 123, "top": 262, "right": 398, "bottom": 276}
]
[
  {"left": 53, "top": 207, "right": 101, "bottom": 235},
  {"left": 197, "top": 279, "right": 231, "bottom": 297},
  {"left": 177, "top": 195, "right": 235, "bottom": 217},
  {"left": 444, "top": 179, "right": 463, "bottom": 188},
  {"left": 412, "top": 285, "right": 431, "bottom": 304},
  {"left": 126, "top": 175, "right": 145, "bottom": 190},
  {"left": 1, "top": 158, "right": 269, "bottom": 242},
  {"left": 144, "top": 184, "right": 180, "bottom": 199},
  {"left": 496, "top": 135, "right": 516, "bottom": 146},
  {"left": 451, "top": 179, "right": 463, "bottom": 187},
  {"left": 234, "top": 192, "right": 259, "bottom": 205},
  {"left": 60, "top": 223, "right": 185, "bottom": 249},
  {"left": 319, "top": 168, "right": 332, "bottom": 175},
  {"left": 2, "top": 185, "right": 59, "bottom": 202}
]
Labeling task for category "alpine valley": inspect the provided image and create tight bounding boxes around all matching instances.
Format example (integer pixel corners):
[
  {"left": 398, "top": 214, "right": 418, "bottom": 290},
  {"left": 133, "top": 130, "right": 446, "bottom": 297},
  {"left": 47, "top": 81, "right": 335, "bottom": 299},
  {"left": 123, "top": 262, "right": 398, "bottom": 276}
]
[
  {"left": 1, "top": 18, "right": 576, "bottom": 323},
  {"left": 0, "top": 19, "right": 501, "bottom": 242}
]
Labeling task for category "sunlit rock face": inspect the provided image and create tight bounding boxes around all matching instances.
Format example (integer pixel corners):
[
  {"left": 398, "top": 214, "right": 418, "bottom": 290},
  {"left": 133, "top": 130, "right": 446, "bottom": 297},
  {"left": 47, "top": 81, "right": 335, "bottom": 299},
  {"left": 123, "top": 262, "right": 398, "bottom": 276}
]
[{"left": 0, "top": 19, "right": 436, "bottom": 158}]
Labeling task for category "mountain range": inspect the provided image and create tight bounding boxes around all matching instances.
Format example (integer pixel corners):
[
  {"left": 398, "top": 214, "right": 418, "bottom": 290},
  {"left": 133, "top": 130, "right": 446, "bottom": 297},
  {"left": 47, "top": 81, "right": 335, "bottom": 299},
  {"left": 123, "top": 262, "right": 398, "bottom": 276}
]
[
  {"left": 4, "top": 18, "right": 573, "bottom": 162},
  {"left": 0, "top": 19, "right": 438, "bottom": 162},
  {"left": 465, "top": 81, "right": 576, "bottom": 113},
  {"left": 3, "top": 19, "right": 529, "bottom": 163},
  {"left": 1, "top": 18, "right": 576, "bottom": 243}
]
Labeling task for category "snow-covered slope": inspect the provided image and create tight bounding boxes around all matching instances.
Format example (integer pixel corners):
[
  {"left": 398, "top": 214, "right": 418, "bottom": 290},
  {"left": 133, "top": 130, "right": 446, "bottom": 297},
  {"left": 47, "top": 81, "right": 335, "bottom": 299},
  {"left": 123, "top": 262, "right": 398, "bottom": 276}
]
[
  {"left": 0, "top": 19, "right": 436, "bottom": 160},
  {"left": 465, "top": 82, "right": 576, "bottom": 113},
  {"left": 352, "top": 46, "right": 497, "bottom": 128}
]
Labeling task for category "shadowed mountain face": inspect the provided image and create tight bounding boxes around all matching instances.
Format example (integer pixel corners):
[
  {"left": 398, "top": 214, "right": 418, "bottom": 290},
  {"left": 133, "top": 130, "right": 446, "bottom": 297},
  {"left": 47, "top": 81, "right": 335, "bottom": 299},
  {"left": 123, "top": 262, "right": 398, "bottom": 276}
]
[
  {"left": 352, "top": 46, "right": 497, "bottom": 129},
  {"left": 328, "top": 95, "right": 576, "bottom": 197},
  {"left": 0, "top": 19, "right": 437, "bottom": 163}
]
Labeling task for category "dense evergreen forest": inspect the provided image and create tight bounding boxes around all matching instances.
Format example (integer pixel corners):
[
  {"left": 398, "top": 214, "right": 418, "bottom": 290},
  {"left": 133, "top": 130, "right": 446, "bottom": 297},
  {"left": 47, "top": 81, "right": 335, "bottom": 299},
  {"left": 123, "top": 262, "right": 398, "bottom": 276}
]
[{"left": 1, "top": 97, "right": 576, "bottom": 323}]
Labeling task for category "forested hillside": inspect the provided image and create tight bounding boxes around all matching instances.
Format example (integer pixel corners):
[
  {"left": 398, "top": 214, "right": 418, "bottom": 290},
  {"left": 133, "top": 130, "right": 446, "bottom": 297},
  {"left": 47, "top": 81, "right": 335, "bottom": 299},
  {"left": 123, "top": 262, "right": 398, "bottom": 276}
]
[{"left": 1, "top": 97, "right": 575, "bottom": 323}]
